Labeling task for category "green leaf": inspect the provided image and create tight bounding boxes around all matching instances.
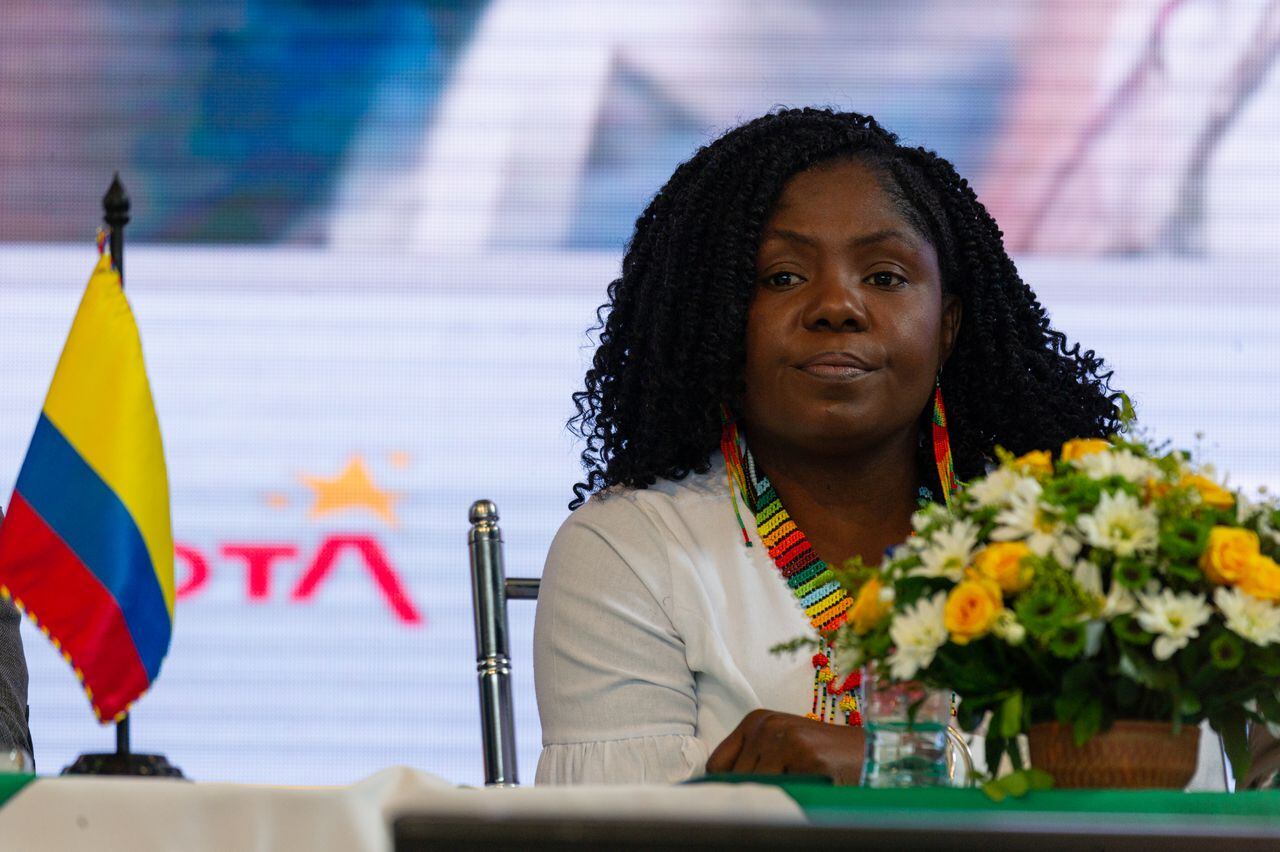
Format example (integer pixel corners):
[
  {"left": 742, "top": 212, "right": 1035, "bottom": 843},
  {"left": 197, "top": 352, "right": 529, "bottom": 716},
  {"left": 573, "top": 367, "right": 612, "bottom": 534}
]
[
  {"left": 982, "top": 768, "right": 1053, "bottom": 802},
  {"left": 1219, "top": 714, "right": 1252, "bottom": 787},
  {"left": 1025, "top": 768, "right": 1055, "bottom": 791},
  {"left": 1000, "top": 771, "right": 1030, "bottom": 797},
  {"left": 1073, "top": 699, "right": 1103, "bottom": 747},
  {"left": 1000, "top": 692, "right": 1024, "bottom": 739},
  {"left": 1115, "top": 393, "right": 1137, "bottom": 429},
  {"left": 1257, "top": 647, "right": 1280, "bottom": 677},
  {"left": 1009, "top": 739, "right": 1025, "bottom": 772},
  {"left": 1118, "top": 649, "right": 1176, "bottom": 690},
  {"left": 981, "top": 780, "right": 1008, "bottom": 802},
  {"left": 1256, "top": 688, "right": 1280, "bottom": 724},
  {"left": 984, "top": 734, "right": 1007, "bottom": 780}
]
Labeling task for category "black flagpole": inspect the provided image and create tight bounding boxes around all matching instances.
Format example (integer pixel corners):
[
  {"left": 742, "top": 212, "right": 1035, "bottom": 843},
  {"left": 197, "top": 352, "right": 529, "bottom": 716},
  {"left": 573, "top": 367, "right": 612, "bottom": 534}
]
[
  {"left": 104, "top": 174, "right": 133, "bottom": 762},
  {"left": 61, "top": 176, "right": 183, "bottom": 778}
]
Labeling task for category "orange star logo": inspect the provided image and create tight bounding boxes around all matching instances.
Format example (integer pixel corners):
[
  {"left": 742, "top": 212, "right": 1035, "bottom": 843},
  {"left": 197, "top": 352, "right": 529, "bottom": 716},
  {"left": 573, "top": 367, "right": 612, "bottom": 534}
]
[{"left": 300, "top": 456, "right": 399, "bottom": 527}]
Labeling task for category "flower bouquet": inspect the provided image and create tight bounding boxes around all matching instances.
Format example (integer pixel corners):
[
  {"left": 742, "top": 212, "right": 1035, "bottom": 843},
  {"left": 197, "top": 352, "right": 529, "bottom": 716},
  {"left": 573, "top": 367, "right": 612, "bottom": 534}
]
[{"left": 830, "top": 435, "right": 1280, "bottom": 786}]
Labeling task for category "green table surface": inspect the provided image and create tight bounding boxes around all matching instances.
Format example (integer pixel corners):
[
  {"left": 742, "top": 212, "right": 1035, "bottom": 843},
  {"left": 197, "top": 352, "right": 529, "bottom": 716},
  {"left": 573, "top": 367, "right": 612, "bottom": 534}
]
[
  {"left": 702, "top": 775, "right": 1280, "bottom": 830},
  {"left": 0, "top": 774, "right": 34, "bottom": 808}
]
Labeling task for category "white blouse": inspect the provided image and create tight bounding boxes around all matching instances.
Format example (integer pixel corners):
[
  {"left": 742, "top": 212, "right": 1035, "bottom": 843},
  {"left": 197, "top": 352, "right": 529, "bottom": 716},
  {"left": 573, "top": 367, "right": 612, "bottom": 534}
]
[
  {"left": 533, "top": 457, "right": 841, "bottom": 785},
  {"left": 532, "top": 457, "right": 1228, "bottom": 789}
]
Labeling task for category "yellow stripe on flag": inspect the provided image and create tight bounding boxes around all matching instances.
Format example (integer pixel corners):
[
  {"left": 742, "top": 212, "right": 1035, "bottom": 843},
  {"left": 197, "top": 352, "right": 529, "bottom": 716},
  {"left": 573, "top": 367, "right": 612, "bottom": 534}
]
[{"left": 41, "top": 254, "right": 175, "bottom": 615}]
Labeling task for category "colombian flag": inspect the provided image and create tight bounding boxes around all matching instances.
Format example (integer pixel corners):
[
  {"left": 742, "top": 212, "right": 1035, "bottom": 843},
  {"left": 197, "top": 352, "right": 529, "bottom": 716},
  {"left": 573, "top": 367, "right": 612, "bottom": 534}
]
[{"left": 0, "top": 252, "right": 174, "bottom": 722}]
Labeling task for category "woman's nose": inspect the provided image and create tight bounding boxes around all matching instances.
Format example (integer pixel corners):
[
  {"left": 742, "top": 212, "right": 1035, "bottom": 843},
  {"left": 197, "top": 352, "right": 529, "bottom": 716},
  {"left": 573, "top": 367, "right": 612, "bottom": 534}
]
[{"left": 802, "top": 269, "right": 868, "bottom": 331}]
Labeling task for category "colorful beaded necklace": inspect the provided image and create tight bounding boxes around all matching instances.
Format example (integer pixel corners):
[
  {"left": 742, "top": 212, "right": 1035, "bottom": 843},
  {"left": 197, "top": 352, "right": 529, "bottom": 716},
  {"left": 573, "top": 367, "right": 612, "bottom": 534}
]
[{"left": 720, "top": 420, "right": 862, "bottom": 726}]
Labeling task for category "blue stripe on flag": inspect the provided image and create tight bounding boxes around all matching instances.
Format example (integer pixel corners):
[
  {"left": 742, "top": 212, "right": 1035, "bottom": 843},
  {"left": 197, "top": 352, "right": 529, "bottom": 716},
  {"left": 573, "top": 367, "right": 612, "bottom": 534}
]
[{"left": 15, "top": 414, "right": 171, "bottom": 680}]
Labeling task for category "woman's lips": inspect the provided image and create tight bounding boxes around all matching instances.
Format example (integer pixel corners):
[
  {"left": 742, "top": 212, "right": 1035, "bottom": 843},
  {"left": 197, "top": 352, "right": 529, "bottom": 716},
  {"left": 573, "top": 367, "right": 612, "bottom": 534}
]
[
  {"left": 796, "top": 363, "right": 873, "bottom": 380},
  {"left": 794, "top": 352, "right": 878, "bottom": 380}
]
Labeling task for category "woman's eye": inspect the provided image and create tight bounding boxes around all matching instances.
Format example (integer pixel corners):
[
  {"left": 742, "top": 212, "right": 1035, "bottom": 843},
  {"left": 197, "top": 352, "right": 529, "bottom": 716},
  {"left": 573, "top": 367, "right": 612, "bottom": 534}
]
[
  {"left": 866, "top": 271, "right": 908, "bottom": 288},
  {"left": 763, "top": 271, "right": 805, "bottom": 288}
]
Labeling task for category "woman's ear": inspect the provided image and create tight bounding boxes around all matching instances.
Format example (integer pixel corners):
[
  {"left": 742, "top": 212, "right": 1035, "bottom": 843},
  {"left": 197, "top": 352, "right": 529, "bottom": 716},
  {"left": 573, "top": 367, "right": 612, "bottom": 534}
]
[{"left": 939, "top": 294, "right": 962, "bottom": 365}]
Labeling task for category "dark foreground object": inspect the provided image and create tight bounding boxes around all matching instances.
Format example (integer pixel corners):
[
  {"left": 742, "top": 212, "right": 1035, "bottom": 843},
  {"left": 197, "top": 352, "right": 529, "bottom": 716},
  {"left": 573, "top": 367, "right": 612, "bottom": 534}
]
[{"left": 394, "top": 812, "right": 1280, "bottom": 852}]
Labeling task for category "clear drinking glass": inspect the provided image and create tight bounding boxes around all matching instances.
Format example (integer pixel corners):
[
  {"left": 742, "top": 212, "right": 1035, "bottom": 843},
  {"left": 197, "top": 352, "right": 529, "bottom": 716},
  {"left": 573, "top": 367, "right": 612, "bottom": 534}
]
[
  {"left": 0, "top": 747, "right": 33, "bottom": 774},
  {"left": 861, "top": 677, "right": 955, "bottom": 788}
]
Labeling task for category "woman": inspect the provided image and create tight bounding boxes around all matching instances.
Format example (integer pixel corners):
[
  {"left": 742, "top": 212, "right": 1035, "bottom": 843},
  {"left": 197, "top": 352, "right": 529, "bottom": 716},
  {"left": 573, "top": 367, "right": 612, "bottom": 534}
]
[{"left": 532, "top": 109, "right": 1119, "bottom": 785}]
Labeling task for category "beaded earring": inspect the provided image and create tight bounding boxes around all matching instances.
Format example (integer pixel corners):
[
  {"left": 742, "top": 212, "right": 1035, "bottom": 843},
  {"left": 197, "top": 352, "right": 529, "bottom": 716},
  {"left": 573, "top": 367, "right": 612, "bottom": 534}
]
[
  {"left": 719, "top": 404, "right": 753, "bottom": 548},
  {"left": 931, "top": 380, "right": 958, "bottom": 510}
]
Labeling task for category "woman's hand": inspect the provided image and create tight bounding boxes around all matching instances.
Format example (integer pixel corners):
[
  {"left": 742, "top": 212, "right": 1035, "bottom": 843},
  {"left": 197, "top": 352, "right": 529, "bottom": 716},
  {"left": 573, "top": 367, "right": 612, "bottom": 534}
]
[{"left": 705, "top": 709, "right": 865, "bottom": 785}]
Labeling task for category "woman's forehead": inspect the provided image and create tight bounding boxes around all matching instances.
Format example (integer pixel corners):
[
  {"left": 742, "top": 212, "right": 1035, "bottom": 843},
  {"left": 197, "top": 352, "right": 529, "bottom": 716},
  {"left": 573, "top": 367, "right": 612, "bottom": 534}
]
[{"left": 767, "top": 159, "right": 932, "bottom": 247}]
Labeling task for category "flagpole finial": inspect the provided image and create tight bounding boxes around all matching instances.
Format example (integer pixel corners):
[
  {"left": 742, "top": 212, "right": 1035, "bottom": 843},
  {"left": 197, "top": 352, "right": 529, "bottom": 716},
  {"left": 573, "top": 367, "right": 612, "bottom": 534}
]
[
  {"left": 103, "top": 174, "right": 130, "bottom": 228},
  {"left": 102, "top": 174, "right": 130, "bottom": 281}
]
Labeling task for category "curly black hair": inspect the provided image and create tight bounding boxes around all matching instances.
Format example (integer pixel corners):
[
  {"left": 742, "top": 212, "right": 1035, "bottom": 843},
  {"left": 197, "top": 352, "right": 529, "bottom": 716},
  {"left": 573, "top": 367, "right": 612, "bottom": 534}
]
[{"left": 569, "top": 108, "right": 1120, "bottom": 508}]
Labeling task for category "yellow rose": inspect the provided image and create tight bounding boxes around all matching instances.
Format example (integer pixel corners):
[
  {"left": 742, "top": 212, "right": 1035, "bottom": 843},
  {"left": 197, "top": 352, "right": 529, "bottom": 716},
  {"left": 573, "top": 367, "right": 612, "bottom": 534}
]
[
  {"left": 1060, "top": 438, "right": 1111, "bottom": 462},
  {"left": 1144, "top": 477, "right": 1172, "bottom": 502},
  {"left": 1179, "top": 473, "right": 1235, "bottom": 510},
  {"left": 1200, "top": 526, "right": 1260, "bottom": 585},
  {"left": 849, "top": 577, "right": 890, "bottom": 634},
  {"left": 1238, "top": 554, "right": 1280, "bottom": 602},
  {"left": 972, "top": 542, "right": 1034, "bottom": 594},
  {"left": 944, "top": 580, "right": 1002, "bottom": 645},
  {"left": 1011, "top": 450, "right": 1053, "bottom": 476}
]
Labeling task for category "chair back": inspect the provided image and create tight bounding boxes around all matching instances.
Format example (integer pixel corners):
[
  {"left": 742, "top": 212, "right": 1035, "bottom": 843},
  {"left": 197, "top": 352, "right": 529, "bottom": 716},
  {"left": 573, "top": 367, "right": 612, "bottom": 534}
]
[{"left": 468, "top": 499, "right": 539, "bottom": 787}]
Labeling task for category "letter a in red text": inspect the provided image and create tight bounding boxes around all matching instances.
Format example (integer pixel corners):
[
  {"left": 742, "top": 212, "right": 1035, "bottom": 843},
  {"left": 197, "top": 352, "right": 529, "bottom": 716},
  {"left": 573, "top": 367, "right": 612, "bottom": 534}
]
[{"left": 290, "top": 535, "right": 423, "bottom": 625}]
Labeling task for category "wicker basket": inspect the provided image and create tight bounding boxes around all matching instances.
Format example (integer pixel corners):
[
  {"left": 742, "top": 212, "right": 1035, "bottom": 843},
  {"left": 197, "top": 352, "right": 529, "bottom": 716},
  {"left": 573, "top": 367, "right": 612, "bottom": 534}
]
[{"left": 1027, "top": 720, "right": 1200, "bottom": 789}]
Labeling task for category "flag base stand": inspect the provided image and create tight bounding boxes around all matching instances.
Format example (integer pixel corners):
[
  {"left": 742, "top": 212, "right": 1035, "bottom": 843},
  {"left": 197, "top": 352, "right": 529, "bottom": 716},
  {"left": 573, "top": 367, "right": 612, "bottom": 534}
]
[
  {"left": 61, "top": 752, "right": 184, "bottom": 778},
  {"left": 60, "top": 715, "right": 185, "bottom": 778}
]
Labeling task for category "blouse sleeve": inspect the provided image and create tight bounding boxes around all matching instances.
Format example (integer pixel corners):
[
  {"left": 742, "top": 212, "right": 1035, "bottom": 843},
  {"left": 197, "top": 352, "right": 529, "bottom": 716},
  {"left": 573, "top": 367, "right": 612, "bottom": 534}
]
[{"left": 533, "top": 497, "right": 708, "bottom": 785}]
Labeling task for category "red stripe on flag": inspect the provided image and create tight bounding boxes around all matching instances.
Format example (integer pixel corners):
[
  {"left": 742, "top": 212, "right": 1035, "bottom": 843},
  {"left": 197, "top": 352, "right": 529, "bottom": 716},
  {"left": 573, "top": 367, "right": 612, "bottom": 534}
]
[{"left": 0, "top": 493, "right": 149, "bottom": 721}]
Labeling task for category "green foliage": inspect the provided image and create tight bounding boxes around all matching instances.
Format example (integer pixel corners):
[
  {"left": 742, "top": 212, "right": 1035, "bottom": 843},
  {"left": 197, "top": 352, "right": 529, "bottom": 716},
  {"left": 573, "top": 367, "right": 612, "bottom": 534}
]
[{"left": 982, "top": 768, "right": 1053, "bottom": 802}]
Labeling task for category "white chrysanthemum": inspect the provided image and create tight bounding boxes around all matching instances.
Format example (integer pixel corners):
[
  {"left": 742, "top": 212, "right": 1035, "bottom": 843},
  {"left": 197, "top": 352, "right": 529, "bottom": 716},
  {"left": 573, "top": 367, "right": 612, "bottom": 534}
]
[
  {"left": 831, "top": 638, "right": 866, "bottom": 678},
  {"left": 1243, "top": 493, "right": 1280, "bottom": 548},
  {"left": 1076, "top": 491, "right": 1159, "bottom": 557},
  {"left": 1102, "top": 583, "right": 1138, "bottom": 618},
  {"left": 1135, "top": 590, "right": 1213, "bottom": 660},
  {"left": 910, "top": 501, "right": 952, "bottom": 535},
  {"left": 1235, "top": 492, "right": 1262, "bottom": 526},
  {"left": 1072, "top": 559, "right": 1104, "bottom": 601},
  {"left": 1084, "top": 620, "right": 1105, "bottom": 657},
  {"left": 888, "top": 542, "right": 917, "bottom": 562},
  {"left": 991, "top": 609, "right": 1026, "bottom": 646},
  {"left": 990, "top": 488, "right": 1082, "bottom": 566},
  {"left": 1076, "top": 449, "right": 1159, "bottom": 483},
  {"left": 912, "top": 519, "right": 979, "bottom": 582},
  {"left": 1214, "top": 587, "right": 1280, "bottom": 647},
  {"left": 887, "top": 591, "right": 949, "bottom": 681},
  {"left": 967, "top": 468, "right": 1033, "bottom": 509}
]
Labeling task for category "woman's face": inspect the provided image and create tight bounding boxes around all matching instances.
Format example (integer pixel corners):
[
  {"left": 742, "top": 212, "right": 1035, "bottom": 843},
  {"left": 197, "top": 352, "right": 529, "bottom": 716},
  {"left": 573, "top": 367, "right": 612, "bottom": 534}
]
[{"left": 741, "top": 159, "right": 961, "bottom": 457}]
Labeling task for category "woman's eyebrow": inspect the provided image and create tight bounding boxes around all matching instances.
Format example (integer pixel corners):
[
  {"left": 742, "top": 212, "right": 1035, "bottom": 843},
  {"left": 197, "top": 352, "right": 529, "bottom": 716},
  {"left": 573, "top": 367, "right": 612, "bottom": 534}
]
[
  {"left": 846, "top": 228, "right": 922, "bottom": 251},
  {"left": 760, "top": 227, "right": 818, "bottom": 247}
]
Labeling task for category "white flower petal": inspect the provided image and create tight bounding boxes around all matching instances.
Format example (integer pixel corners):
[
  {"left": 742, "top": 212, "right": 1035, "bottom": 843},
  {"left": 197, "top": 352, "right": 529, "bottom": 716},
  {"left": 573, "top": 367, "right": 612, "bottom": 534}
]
[
  {"left": 1077, "top": 491, "right": 1158, "bottom": 557},
  {"left": 1215, "top": 586, "right": 1280, "bottom": 646},
  {"left": 1135, "top": 589, "right": 1212, "bottom": 661}
]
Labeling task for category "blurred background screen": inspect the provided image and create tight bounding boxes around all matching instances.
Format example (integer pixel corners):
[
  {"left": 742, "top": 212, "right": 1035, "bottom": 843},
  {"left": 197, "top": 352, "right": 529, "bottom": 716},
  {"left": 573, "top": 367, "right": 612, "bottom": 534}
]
[{"left": 1, "top": 0, "right": 1277, "bottom": 785}]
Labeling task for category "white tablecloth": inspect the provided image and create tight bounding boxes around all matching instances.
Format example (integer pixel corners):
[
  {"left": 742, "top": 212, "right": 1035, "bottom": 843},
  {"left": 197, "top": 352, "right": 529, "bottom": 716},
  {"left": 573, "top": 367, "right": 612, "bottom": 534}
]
[{"left": 0, "top": 768, "right": 805, "bottom": 852}]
